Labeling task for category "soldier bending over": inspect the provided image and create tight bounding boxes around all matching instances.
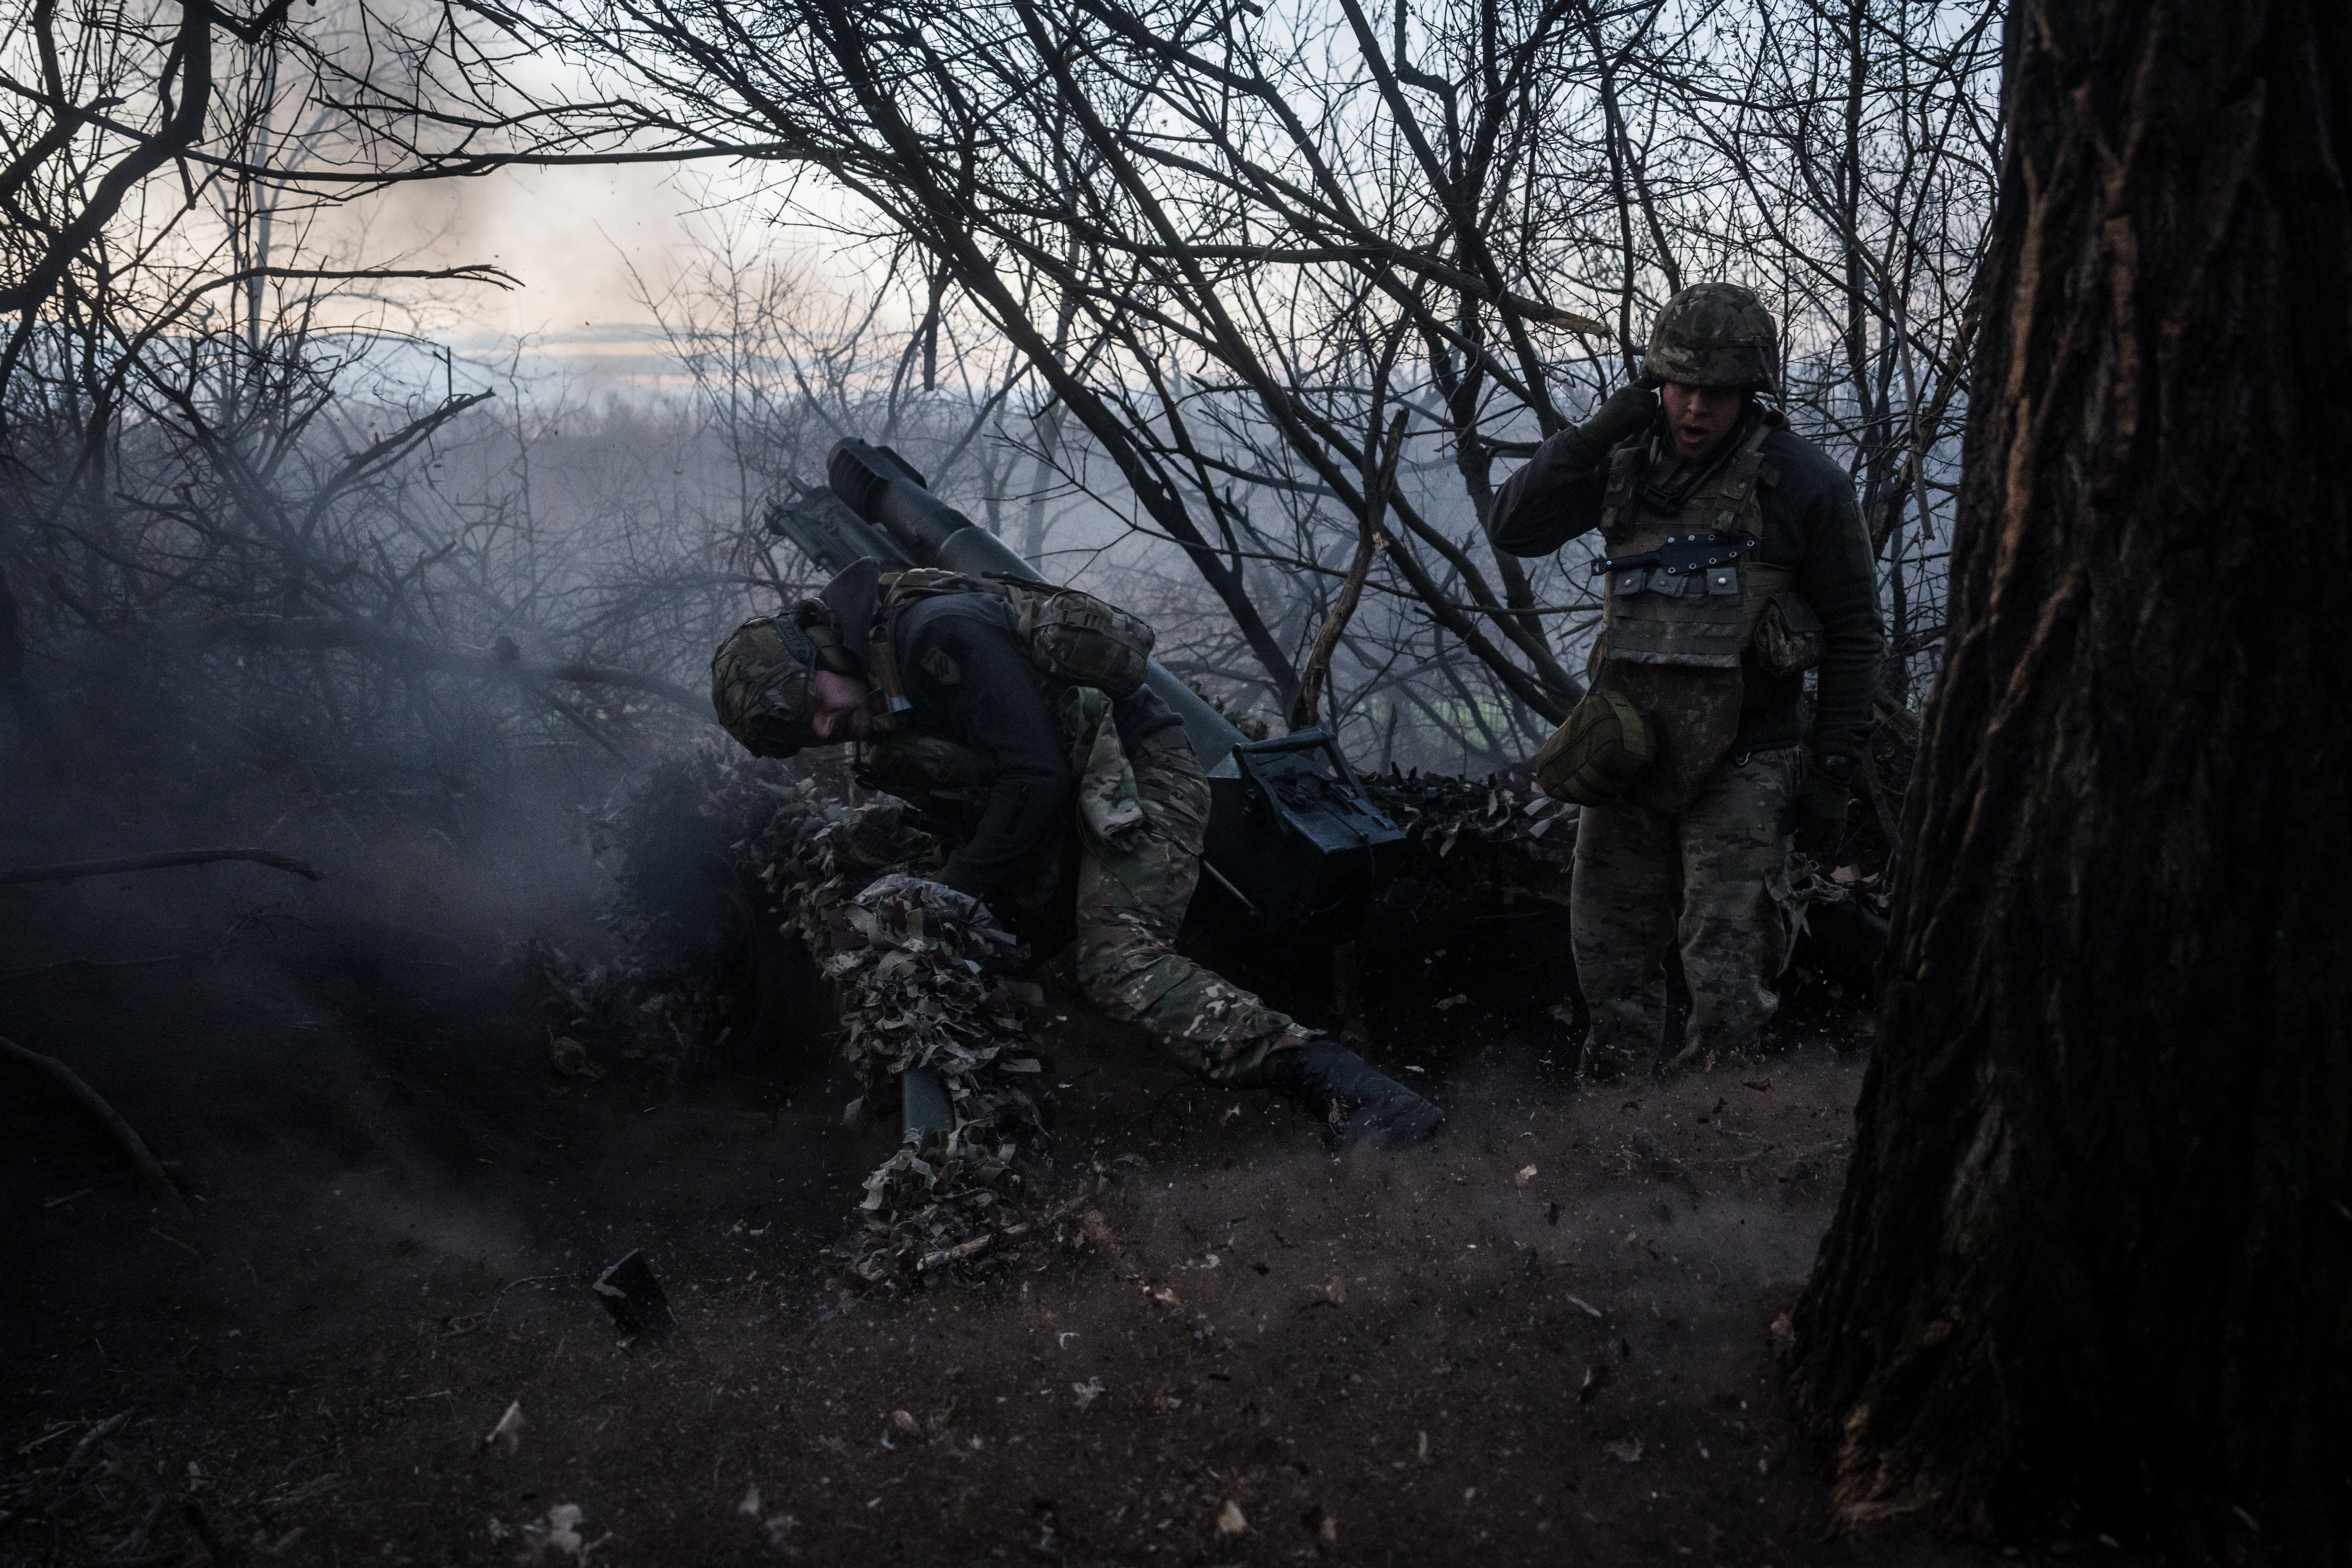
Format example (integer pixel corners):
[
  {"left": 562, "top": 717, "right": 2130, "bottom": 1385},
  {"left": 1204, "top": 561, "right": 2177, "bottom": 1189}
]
[
  {"left": 710, "top": 551, "right": 1441, "bottom": 1146},
  {"left": 1491, "top": 284, "right": 1883, "bottom": 1078}
]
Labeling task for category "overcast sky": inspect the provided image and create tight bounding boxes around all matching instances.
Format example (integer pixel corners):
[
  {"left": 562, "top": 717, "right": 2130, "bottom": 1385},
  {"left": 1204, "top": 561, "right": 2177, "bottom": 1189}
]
[{"left": 340, "top": 158, "right": 855, "bottom": 397}]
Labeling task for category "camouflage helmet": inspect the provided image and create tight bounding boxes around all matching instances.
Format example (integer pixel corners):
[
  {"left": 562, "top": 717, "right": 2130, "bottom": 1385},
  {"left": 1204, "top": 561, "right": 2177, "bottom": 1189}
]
[
  {"left": 1641, "top": 283, "right": 1780, "bottom": 391},
  {"left": 709, "top": 602, "right": 851, "bottom": 757}
]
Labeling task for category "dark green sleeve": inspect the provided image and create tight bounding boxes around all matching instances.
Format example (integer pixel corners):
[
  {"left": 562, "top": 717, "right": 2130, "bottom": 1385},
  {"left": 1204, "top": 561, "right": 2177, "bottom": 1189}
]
[
  {"left": 1486, "top": 428, "right": 1609, "bottom": 557},
  {"left": 1792, "top": 475, "right": 1884, "bottom": 760}
]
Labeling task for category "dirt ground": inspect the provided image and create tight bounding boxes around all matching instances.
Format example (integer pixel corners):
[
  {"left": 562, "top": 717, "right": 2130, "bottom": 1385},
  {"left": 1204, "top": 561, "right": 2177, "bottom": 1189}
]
[{"left": 1, "top": 779, "right": 2118, "bottom": 1567}]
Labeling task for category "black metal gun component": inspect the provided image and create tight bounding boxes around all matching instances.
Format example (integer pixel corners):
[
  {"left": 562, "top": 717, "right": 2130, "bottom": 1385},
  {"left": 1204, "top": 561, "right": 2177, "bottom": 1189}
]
[
  {"left": 1204, "top": 728, "right": 1398, "bottom": 936},
  {"left": 765, "top": 488, "right": 914, "bottom": 574},
  {"left": 1589, "top": 532, "right": 1759, "bottom": 578}
]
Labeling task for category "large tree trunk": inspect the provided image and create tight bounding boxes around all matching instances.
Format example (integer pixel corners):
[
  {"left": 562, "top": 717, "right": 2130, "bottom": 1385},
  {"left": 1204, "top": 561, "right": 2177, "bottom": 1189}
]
[{"left": 1788, "top": 0, "right": 2350, "bottom": 1556}]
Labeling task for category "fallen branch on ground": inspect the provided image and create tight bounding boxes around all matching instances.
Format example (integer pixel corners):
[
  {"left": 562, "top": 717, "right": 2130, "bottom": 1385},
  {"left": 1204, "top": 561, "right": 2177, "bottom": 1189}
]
[
  {"left": 0, "top": 1411, "right": 134, "bottom": 1533},
  {"left": 0, "top": 848, "right": 322, "bottom": 885},
  {"left": 0, "top": 1034, "right": 188, "bottom": 1214},
  {"left": 916, "top": 1198, "right": 1091, "bottom": 1273}
]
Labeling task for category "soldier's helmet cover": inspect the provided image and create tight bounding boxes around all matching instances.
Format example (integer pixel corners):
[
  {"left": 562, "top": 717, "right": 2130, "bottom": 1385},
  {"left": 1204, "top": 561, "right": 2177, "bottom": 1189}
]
[
  {"left": 710, "top": 602, "right": 843, "bottom": 757},
  {"left": 1641, "top": 283, "right": 1781, "bottom": 392}
]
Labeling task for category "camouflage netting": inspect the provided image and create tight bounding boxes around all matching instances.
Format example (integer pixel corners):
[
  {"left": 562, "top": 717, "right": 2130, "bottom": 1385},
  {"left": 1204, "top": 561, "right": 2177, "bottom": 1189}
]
[
  {"left": 508, "top": 747, "right": 776, "bottom": 1078},
  {"left": 514, "top": 750, "right": 1107, "bottom": 1286},
  {"left": 1364, "top": 766, "right": 1579, "bottom": 857},
  {"left": 506, "top": 937, "right": 728, "bottom": 1080},
  {"left": 1362, "top": 763, "right": 1869, "bottom": 925},
  {"left": 1361, "top": 767, "right": 1580, "bottom": 929}
]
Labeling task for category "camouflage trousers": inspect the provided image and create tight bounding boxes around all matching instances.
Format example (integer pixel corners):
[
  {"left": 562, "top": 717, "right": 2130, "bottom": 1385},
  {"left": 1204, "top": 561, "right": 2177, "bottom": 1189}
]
[
  {"left": 1571, "top": 746, "right": 1805, "bottom": 1074},
  {"left": 1074, "top": 728, "right": 1312, "bottom": 1084}
]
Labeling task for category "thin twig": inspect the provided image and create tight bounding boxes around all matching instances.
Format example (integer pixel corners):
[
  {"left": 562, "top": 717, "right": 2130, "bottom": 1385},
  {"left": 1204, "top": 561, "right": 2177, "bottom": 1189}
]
[
  {"left": 0, "top": 1411, "right": 133, "bottom": 1534},
  {"left": 915, "top": 1198, "right": 1088, "bottom": 1272},
  {"left": 1292, "top": 405, "right": 1407, "bottom": 732},
  {"left": 0, "top": 848, "right": 322, "bottom": 885}
]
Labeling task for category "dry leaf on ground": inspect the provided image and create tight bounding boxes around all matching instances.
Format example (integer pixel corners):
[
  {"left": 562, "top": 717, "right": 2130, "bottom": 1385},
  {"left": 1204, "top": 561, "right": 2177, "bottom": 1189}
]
[{"left": 476, "top": 1401, "right": 524, "bottom": 1457}]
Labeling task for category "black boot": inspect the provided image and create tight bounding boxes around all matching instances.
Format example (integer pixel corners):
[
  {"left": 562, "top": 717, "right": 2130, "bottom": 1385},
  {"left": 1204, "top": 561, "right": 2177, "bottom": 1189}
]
[{"left": 1266, "top": 1042, "right": 1443, "bottom": 1148}]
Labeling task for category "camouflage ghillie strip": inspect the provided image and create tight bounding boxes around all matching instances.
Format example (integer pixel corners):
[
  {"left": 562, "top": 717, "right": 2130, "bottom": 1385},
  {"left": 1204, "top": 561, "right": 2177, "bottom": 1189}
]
[
  {"left": 1363, "top": 766, "right": 1579, "bottom": 856},
  {"left": 815, "top": 874, "right": 1040, "bottom": 1136},
  {"left": 742, "top": 785, "right": 1078, "bottom": 1286},
  {"left": 855, "top": 1142, "right": 1023, "bottom": 1271}
]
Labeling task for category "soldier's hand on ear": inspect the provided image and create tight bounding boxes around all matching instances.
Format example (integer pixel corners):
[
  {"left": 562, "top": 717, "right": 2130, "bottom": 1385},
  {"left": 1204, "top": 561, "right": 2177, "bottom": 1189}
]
[{"left": 1578, "top": 385, "right": 1662, "bottom": 450}]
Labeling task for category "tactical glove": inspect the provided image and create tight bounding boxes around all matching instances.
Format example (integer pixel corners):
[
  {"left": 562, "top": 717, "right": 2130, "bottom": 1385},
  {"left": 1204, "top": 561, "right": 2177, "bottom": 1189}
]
[
  {"left": 1794, "top": 753, "right": 1856, "bottom": 853},
  {"left": 1578, "top": 384, "right": 1661, "bottom": 451}
]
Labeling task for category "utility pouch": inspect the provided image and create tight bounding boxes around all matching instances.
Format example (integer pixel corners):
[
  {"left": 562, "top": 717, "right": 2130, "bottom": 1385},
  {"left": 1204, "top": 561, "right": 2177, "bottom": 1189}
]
[
  {"left": 1004, "top": 581, "right": 1155, "bottom": 697},
  {"left": 1753, "top": 591, "right": 1827, "bottom": 678},
  {"left": 1535, "top": 684, "right": 1654, "bottom": 805}
]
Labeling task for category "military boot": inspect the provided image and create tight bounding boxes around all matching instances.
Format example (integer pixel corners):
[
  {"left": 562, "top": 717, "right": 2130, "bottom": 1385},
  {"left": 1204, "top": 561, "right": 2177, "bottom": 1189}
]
[
  {"left": 1578, "top": 1000, "right": 1661, "bottom": 1083},
  {"left": 1265, "top": 1042, "right": 1443, "bottom": 1148},
  {"left": 1657, "top": 1022, "right": 1747, "bottom": 1082},
  {"left": 1577, "top": 1019, "right": 1649, "bottom": 1082},
  {"left": 1579, "top": 1039, "right": 1638, "bottom": 1083}
]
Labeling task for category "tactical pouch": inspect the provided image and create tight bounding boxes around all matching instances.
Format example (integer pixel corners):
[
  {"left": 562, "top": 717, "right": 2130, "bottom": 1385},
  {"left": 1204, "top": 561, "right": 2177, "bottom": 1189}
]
[
  {"left": 1004, "top": 581, "right": 1155, "bottom": 697},
  {"left": 1753, "top": 591, "right": 1826, "bottom": 678},
  {"left": 1535, "top": 685, "right": 1654, "bottom": 805}
]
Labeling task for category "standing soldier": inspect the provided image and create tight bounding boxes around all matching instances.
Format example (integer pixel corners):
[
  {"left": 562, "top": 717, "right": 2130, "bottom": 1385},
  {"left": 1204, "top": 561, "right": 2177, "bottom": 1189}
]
[
  {"left": 1489, "top": 284, "right": 1883, "bottom": 1078},
  {"left": 708, "top": 543, "right": 1442, "bottom": 1147}
]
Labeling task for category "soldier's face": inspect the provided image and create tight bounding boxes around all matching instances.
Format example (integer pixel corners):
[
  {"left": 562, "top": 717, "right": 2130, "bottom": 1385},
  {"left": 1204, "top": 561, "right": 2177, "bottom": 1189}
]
[
  {"left": 1661, "top": 383, "right": 1746, "bottom": 460},
  {"left": 808, "top": 669, "right": 873, "bottom": 744}
]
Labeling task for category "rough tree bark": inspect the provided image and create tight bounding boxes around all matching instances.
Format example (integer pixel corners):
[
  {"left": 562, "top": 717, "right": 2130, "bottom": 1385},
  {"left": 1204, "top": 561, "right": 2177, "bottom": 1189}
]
[{"left": 1789, "top": 0, "right": 2350, "bottom": 1556}]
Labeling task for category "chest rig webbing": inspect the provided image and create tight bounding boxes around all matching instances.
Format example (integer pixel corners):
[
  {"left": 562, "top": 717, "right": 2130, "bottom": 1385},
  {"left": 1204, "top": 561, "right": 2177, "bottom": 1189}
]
[{"left": 1593, "top": 418, "right": 1791, "bottom": 670}]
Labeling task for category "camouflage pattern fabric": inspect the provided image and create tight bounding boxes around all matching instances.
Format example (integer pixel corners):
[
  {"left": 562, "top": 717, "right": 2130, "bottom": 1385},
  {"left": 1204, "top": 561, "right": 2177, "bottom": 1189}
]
[
  {"left": 1641, "top": 282, "right": 1780, "bottom": 391},
  {"left": 1060, "top": 685, "right": 1146, "bottom": 846},
  {"left": 710, "top": 613, "right": 818, "bottom": 758},
  {"left": 1073, "top": 728, "right": 1315, "bottom": 1082},
  {"left": 1570, "top": 745, "right": 1808, "bottom": 1076}
]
